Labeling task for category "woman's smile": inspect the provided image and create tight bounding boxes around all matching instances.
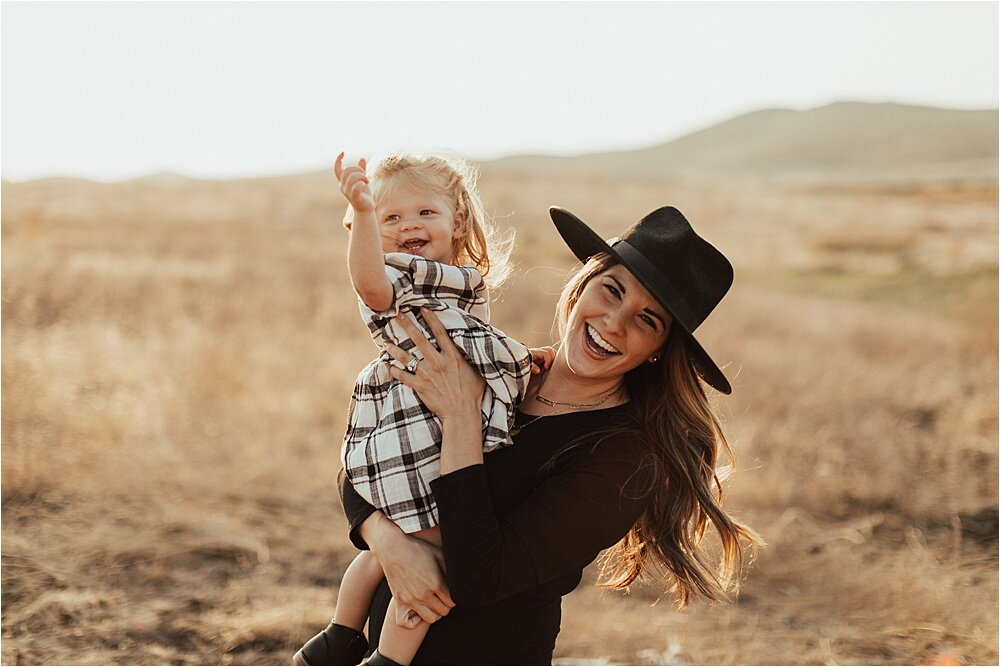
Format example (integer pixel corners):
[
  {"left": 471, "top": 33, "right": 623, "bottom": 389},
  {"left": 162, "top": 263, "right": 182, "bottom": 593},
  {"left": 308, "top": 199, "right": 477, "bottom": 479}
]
[{"left": 584, "top": 323, "right": 621, "bottom": 357}]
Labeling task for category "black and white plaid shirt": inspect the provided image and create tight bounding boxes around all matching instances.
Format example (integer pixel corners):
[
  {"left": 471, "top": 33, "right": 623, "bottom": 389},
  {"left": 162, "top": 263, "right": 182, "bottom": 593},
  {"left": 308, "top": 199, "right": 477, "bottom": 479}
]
[{"left": 341, "top": 253, "right": 531, "bottom": 534}]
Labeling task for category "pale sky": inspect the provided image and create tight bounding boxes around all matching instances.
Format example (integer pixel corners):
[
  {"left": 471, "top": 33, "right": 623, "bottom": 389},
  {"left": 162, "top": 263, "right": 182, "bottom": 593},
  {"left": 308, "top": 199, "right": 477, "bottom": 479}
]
[{"left": 2, "top": 1, "right": 997, "bottom": 182}]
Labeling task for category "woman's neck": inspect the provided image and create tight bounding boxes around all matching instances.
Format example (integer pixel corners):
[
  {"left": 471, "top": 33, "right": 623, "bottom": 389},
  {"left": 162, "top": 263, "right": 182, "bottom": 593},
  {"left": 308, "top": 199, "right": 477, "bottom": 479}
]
[{"left": 524, "top": 357, "right": 627, "bottom": 414}]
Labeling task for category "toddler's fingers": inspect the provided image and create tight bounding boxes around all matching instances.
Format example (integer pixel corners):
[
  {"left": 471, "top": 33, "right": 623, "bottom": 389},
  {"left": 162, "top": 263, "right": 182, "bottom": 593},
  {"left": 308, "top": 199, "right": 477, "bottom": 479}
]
[
  {"left": 350, "top": 181, "right": 368, "bottom": 201},
  {"left": 334, "top": 152, "right": 345, "bottom": 180},
  {"left": 340, "top": 170, "right": 369, "bottom": 197}
]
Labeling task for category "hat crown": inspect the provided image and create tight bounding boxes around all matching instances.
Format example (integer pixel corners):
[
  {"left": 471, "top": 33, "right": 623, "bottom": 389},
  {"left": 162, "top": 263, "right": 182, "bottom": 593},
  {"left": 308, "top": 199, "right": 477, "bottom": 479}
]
[{"left": 615, "top": 206, "right": 733, "bottom": 331}]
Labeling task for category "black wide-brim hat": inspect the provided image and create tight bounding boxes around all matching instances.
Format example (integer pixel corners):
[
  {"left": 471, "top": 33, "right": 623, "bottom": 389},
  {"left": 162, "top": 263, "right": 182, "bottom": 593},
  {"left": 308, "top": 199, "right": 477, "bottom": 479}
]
[{"left": 549, "top": 206, "right": 734, "bottom": 394}]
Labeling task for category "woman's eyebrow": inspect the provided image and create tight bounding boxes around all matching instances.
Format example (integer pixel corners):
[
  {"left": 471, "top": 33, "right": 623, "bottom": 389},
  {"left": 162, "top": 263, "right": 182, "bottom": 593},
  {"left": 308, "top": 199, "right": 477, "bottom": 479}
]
[
  {"left": 611, "top": 274, "right": 668, "bottom": 329},
  {"left": 644, "top": 308, "right": 668, "bottom": 329}
]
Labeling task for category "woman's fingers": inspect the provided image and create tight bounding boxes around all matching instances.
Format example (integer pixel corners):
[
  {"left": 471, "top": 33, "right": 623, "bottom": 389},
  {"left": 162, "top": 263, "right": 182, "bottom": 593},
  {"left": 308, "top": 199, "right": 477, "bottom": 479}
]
[
  {"left": 396, "top": 592, "right": 451, "bottom": 622},
  {"left": 384, "top": 341, "right": 408, "bottom": 364},
  {"left": 418, "top": 308, "right": 458, "bottom": 359},
  {"left": 384, "top": 342, "right": 422, "bottom": 373},
  {"left": 408, "top": 605, "right": 440, "bottom": 625},
  {"left": 394, "top": 606, "right": 424, "bottom": 629},
  {"left": 395, "top": 311, "right": 442, "bottom": 362},
  {"left": 403, "top": 608, "right": 422, "bottom": 629}
]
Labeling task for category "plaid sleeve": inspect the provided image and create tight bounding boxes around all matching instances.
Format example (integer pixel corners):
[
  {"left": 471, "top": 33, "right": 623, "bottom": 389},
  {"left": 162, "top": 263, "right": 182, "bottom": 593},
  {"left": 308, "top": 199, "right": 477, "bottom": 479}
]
[
  {"left": 365, "top": 253, "right": 418, "bottom": 320},
  {"left": 369, "top": 253, "right": 483, "bottom": 319}
]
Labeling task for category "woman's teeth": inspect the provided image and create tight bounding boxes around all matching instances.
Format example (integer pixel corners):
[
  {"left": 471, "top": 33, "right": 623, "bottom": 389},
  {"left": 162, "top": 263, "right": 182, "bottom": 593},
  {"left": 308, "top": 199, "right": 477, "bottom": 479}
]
[{"left": 586, "top": 324, "right": 620, "bottom": 355}]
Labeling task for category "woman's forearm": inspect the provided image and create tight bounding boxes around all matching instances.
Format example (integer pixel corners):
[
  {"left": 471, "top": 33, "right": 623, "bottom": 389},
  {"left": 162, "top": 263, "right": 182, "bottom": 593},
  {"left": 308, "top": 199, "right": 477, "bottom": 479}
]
[
  {"left": 356, "top": 507, "right": 456, "bottom": 622},
  {"left": 439, "top": 411, "right": 485, "bottom": 476},
  {"left": 356, "top": 509, "right": 403, "bottom": 554}
]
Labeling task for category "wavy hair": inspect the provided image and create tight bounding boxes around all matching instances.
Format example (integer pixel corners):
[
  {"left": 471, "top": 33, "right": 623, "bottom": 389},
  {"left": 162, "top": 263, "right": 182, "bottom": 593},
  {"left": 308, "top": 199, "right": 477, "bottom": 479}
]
[
  {"left": 357, "top": 152, "right": 514, "bottom": 290},
  {"left": 553, "top": 253, "right": 761, "bottom": 607}
]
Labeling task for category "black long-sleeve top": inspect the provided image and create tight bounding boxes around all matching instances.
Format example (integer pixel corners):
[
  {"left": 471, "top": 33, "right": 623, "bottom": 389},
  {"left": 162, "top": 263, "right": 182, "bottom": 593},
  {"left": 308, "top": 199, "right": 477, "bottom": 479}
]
[{"left": 339, "top": 404, "right": 656, "bottom": 665}]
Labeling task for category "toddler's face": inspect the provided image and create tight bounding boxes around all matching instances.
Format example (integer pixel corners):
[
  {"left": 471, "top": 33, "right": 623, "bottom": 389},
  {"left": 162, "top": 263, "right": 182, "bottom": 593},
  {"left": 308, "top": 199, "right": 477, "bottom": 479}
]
[{"left": 374, "top": 181, "right": 463, "bottom": 264}]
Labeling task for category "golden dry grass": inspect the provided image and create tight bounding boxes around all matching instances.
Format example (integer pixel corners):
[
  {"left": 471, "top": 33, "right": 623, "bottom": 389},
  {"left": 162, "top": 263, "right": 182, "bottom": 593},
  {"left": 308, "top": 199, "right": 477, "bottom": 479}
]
[{"left": 2, "top": 170, "right": 997, "bottom": 665}]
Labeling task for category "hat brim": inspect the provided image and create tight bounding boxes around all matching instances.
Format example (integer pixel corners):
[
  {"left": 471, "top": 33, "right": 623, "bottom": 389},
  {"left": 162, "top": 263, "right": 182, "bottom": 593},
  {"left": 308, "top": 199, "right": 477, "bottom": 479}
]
[{"left": 549, "top": 206, "right": 732, "bottom": 395}]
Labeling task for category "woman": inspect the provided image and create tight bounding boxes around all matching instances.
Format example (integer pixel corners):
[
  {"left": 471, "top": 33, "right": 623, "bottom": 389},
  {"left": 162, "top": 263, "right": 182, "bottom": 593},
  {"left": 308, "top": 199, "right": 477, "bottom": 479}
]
[{"left": 312, "top": 205, "right": 757, "bottom": 665}]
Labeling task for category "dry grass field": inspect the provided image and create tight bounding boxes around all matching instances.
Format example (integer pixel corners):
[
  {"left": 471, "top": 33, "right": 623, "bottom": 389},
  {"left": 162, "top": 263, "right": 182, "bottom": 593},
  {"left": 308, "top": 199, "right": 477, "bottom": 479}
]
[{"left": 2, "top": 167, "right": 997, "bottom": 665}]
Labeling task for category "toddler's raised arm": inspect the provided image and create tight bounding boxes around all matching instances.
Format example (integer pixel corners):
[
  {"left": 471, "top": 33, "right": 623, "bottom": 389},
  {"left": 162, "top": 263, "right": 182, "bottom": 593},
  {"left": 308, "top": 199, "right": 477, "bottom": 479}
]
[{"left": 335, "top": 152, "right": 393, "bottom": 311}]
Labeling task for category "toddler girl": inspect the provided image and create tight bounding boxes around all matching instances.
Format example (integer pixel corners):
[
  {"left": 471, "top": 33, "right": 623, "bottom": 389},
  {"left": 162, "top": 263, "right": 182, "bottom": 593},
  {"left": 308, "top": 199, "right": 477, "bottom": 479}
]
[{"left": 294, "top": 152, "right": 535, "bottom": 666}]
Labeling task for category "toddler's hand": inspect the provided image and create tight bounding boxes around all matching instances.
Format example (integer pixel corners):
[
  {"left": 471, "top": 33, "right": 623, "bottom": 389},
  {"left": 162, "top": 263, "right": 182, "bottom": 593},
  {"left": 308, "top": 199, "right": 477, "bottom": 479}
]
[
  {"left": 334, "top": 151, "right": 375, "bottom": 214},
  {"left": 529, "top": 346, "right": 556, "bottom": 374}
]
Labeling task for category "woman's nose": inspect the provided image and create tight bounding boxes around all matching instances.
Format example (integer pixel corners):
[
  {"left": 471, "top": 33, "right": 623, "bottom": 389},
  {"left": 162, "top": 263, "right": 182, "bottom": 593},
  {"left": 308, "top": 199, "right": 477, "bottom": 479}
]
[{"left": 603, "top": 309, "right": 627, "bottom": 335}]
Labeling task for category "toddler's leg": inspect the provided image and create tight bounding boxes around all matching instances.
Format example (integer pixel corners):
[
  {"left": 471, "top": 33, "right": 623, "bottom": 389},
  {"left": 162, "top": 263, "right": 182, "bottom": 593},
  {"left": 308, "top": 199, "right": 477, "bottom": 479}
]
[
  {"left": 336, "top": 550, "right": 386, "bottom": 631},
  {"left": 375, "top": 599, "right": 430, "bottom": 665},
  {"left": 292, "top": 552, "right": 382, "bottom": 665}
]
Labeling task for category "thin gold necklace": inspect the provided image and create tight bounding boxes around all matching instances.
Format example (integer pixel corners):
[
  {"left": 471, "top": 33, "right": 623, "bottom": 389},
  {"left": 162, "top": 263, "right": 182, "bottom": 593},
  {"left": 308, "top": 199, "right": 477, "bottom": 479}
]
[
  {"left": 510, "top": 413, "right": 546, "bottom": 437},
  {"left": 534, "top": 384, "right": 622, "bottom": 409},
  {"left": 511, "top": 377, "right": 623, "bottom": 437}
]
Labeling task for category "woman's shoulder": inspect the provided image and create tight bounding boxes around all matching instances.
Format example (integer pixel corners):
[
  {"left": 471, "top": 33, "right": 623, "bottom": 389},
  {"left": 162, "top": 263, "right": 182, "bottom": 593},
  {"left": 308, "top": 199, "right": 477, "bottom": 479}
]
[
  {"left": 544, "top": 405, "right": 658, "bottom": 499},
  {"left": 539, "top": 405, "right": 649, "bottom": 463}
]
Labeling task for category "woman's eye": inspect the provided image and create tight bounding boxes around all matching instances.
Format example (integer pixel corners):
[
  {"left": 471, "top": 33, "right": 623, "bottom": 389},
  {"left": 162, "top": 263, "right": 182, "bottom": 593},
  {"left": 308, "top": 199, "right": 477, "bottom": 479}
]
[
  {"left": 604, "top": 284, "right": 620, "bottom": 298},
  {"left": 639, "top": 315, "right": 656, "bottom": 329}
]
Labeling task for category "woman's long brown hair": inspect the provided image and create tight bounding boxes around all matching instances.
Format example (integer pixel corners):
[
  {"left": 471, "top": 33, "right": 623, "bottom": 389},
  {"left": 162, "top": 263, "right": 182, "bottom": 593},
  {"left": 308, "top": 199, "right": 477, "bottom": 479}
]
[{"left": 554, "top": 253, "right": 761, "bottom": 607}]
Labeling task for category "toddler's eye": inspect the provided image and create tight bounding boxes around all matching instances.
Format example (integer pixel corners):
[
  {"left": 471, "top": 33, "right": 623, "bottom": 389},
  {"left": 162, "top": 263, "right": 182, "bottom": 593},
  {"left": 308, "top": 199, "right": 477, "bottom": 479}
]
[
  {"left": 383, "top": 214, "right": 400, "bottom": 223},
  {"left": 420, "top": 209, "right": 434, "bottom": 216}
]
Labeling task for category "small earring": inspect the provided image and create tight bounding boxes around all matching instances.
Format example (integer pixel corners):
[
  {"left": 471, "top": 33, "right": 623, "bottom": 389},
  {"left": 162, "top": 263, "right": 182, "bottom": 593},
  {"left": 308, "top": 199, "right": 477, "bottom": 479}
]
[{"left": 649, "top": 356, "right": 659, "bottom": 364}]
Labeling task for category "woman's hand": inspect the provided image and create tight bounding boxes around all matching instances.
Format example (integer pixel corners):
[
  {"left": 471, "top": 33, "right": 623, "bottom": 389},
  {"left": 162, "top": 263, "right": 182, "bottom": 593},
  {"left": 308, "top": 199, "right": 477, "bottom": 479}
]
[
  {"left": 334, "top": 151, "right": 375, "bottom": 217},
  {"left": 359, "top": 512, "right": 455, "bottom": 624},
  {"left": 388, "top": 307, "right": 488, "bottom": 474},
  {"left": 387, "top": 308, "right": 486, "bottom": 421}
]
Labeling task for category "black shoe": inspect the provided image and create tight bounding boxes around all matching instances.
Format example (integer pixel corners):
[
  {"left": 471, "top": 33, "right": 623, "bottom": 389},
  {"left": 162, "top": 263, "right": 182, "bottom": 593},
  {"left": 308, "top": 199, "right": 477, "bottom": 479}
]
[
  {"left": 361, "top": 650, "right": 402, "bottom": 666},
  {"left": 292, "top": 621, "right": 369, "bottom": 666}
]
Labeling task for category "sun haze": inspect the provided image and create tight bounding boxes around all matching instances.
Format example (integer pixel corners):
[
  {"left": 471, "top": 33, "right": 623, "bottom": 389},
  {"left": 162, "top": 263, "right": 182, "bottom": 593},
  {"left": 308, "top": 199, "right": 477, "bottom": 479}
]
[{"left": 1, "top": 1, "right": 997, "bottom": 181}]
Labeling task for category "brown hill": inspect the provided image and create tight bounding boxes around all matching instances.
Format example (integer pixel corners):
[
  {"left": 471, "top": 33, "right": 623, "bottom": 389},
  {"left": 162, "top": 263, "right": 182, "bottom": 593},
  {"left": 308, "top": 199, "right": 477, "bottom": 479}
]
[{"left": 491, "top": 102, "right": 999, "bottom": 183}]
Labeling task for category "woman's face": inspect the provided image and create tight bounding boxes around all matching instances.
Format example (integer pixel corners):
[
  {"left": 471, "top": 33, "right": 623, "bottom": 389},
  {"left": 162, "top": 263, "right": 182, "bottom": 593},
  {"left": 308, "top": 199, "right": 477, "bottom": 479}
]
[{"left": 563, "top": 264, "right": 672, "bottom": 381}]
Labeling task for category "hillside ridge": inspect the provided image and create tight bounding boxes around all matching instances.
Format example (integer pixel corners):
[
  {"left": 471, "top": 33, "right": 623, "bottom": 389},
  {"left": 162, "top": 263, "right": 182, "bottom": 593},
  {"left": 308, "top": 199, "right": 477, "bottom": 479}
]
[{"left": 489, "top": 101, "right": 999, "bottom": 182}]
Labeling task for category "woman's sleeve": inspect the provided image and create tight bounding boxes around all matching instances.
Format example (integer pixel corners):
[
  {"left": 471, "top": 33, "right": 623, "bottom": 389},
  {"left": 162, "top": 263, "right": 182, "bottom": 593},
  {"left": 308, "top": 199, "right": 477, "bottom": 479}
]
[
  {"left": 428, "top": 438, "right": 656, "bottom": 607},
  {"left": 339, "top": 469, "right": 377, "bottom": 551}
]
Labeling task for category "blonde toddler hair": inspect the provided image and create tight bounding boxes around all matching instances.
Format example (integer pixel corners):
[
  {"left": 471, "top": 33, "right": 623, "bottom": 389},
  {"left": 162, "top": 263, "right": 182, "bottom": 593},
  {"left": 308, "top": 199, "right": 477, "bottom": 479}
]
[{"left": 344, "top": 152, "right": 513, "bottom": 290}]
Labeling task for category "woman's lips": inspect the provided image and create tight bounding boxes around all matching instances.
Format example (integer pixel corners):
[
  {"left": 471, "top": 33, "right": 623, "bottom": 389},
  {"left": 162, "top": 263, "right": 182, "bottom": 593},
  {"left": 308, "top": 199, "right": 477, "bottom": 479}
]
[{"left": 582, "top": 323, "right": 620, "bottom": 359}]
